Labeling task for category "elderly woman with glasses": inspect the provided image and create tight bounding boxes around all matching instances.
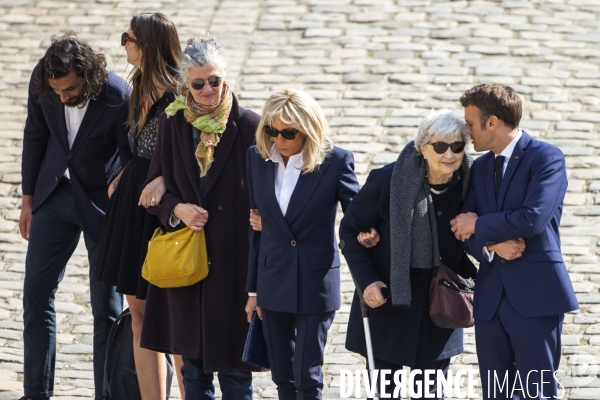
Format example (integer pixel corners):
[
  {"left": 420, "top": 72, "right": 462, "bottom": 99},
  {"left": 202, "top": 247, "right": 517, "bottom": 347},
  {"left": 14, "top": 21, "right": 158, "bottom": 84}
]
[
  {"left": 339, "top": 109, "right": 478, "bottom": 399},
  {"left": 244, "top": 89, "right": 360, "bottom": 400},
  {"left": 139, "top": 36, "right": 261, "bottom": 400}
]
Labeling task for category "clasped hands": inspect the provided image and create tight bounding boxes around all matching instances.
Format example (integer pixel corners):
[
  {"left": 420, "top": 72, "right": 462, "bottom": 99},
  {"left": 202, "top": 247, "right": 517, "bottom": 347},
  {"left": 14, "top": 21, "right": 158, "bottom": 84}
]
[
  {"left": 174, "top": 203, "right": 208, "bottom": 231},
  {"left": 450, "top": 212, "right": 526, "bottom": 261}
]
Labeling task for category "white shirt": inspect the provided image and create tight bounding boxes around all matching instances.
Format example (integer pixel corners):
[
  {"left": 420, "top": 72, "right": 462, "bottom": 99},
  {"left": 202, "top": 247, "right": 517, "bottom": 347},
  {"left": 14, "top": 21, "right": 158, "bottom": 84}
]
[
  {"left": 249, "top": 147, "right": 304, "bottom": 297},
  {"left": 482, "top": 129, "right": 523, "bottom": 262},
  {"left": 270, "top": 146, "right": 304, "bottom": 216},
  {"left": 63, "top": 101, "right": 89, "bottom": 178}
]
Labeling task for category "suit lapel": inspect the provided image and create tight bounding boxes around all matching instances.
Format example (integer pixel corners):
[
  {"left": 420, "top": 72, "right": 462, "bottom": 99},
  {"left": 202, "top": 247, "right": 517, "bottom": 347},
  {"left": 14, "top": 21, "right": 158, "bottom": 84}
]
[
  {"left": 70, "top": 97, "right": 107, "bottom": 155},
  {"left": 284, "top": 160, "right": 330, "bottom": 226},
  {"left": 260, "top": 160, "right": 295, "bottom": 239},
  {"left": 497, "top": 132, "right": 531, "bottom": 210}
]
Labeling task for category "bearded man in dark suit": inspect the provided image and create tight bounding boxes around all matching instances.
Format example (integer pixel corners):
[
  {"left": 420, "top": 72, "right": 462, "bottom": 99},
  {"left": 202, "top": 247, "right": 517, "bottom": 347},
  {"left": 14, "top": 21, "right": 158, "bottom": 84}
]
[{"left": 19, "top": 32, "right": 130, "bottom": 400}]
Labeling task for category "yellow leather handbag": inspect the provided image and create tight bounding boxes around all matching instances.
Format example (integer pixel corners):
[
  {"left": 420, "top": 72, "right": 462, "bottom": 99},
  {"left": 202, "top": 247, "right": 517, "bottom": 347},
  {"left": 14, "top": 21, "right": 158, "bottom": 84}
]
[{"left": 142, "top": 227, "right": 209, "bottom": 288}]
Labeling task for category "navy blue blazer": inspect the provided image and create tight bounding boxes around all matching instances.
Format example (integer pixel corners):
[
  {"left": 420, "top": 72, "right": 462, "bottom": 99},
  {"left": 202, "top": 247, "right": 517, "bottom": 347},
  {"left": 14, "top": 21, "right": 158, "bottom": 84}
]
[
  {"left": 462, "top": 131, "right": 578, "bottom": 320},
  {"left": 22, "top": 68, "right": 131, "bottom": 243},
  {"left": 246, "top": 146, "right": 359, "bottom": 314}
]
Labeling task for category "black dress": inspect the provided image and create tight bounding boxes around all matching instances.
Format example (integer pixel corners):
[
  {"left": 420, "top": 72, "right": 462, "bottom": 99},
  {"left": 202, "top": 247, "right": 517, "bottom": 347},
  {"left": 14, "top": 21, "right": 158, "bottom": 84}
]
[{"left": 96, "top": 92, "right": 174, "bottom": 299}]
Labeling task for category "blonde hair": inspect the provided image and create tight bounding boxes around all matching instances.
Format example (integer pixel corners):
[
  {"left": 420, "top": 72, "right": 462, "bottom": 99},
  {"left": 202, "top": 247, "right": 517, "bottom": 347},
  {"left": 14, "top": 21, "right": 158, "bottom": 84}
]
[{"left": 256, "top": 89, "right": 333, "bottom": 174}]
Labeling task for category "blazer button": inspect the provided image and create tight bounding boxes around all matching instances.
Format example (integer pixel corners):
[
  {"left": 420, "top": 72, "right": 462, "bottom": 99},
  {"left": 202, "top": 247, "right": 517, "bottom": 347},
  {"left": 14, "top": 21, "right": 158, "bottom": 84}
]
[
  {"left": 437, "top": 210, "right": 442, "bottom": 217},
  {"left": 55, "top": 176, "right": 59, "bottom": 181},
  {"left": 291, "top": 240, "right": 296, "bottom": 246},
  {"left": 500, "top": 259, "right": 505, "bottom": 264},
  {"left": 218, "top": 205, "right": 223, "bottom": 210}
]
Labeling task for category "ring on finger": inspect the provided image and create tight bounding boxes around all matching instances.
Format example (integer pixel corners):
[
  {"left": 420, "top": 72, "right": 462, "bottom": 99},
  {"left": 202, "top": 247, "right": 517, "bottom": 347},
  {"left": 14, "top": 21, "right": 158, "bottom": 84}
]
[{"left": 151, "top": 197, "right": 156, "bottom": 203}]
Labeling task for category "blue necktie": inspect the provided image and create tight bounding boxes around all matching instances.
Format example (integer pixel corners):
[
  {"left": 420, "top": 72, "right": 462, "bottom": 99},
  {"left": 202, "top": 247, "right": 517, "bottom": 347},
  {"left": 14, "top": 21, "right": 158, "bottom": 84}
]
[{"left": 495, "top": 156, "right": 505, "bottom": 200}]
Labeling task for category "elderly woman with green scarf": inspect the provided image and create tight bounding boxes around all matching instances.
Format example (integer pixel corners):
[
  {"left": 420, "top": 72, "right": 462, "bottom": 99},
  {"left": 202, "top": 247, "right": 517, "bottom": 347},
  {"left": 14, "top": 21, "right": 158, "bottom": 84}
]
[{"left": 139, "top": 36, "right": 261, "bottom": 400}]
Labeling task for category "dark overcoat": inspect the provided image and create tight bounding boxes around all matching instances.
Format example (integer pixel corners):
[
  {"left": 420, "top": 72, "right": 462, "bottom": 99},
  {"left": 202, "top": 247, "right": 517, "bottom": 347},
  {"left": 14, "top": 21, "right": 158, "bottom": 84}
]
[
  {"left": 140, "top": 94, "right": 261, "bottom": 373},
  {"left": 339, "top": 162, "right": 477, "bottom": 368}
]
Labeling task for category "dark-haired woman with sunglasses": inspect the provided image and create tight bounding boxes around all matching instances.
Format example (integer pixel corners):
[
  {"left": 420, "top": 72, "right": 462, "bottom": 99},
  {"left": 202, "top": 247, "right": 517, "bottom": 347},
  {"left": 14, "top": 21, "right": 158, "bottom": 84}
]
[
  {"left": 244, "top": 89, "right": 360, "bottom": 400},
  {"left": 96, "top": 12, "right": 182, "bottom": 400},
  {"left": 339, "top": 109, "right": 478, "bottom": 399},
  {"left": 139, "top": 36, "right": 262, "bottom": 400}
]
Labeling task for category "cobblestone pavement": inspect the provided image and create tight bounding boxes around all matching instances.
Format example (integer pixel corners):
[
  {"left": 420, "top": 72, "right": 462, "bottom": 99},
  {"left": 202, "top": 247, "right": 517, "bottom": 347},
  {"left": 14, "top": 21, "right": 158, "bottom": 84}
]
[{"left": 1, "top": 0, "right": 600, "bottom": 399}]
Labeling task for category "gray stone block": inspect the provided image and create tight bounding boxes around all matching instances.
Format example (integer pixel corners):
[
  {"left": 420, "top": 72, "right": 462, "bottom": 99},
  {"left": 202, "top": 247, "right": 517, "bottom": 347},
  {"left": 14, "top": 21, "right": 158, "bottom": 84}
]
[
  {"left": 303, "top": 28, "right": 343, "bottom": 38},
  {"left": 382, "top": 117, "right": 422, "bottom": 127},
  {"left": 556, "top": 121, "right": 594, "bottom": 131},
  {"left": 328, "top": 117, "right": 377, "bottom": 127},
  {"left": 532, "top": 93, "right": 570, "bottom": 102}
]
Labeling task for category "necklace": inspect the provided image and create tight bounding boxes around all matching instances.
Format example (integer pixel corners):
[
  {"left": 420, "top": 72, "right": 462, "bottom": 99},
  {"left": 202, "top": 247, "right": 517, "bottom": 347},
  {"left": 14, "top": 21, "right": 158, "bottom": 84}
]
[
  {"left": 428, "top": 172, "right": 453, "bottom": 195},
  {"left": 429, "top": 185, "right": 449, "bottom": 195}
]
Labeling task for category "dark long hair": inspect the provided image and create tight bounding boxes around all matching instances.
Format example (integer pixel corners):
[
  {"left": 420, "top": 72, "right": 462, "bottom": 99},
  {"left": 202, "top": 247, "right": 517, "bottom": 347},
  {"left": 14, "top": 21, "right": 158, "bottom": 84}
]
[
  {"left": 127, "top": 12, "right": 181, "bottom": 133},
  {"left": 34, "top": 31, "right": 108, "bottom": 104}
]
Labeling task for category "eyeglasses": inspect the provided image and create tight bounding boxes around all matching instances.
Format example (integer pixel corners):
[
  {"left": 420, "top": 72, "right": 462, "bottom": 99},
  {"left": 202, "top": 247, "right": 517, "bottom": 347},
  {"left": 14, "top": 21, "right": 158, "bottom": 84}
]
[
  {"left": 121, "top": 32, "right": 139, "bottom": 46},
  {"left": 265, "top": 125, "right": 299, "bottom": 140},
  {"left": 189, "top": 76, "right": 222, "bottom": 91},
  {"left": 429, "top": 141, "right": 466, "bottom": 154}
]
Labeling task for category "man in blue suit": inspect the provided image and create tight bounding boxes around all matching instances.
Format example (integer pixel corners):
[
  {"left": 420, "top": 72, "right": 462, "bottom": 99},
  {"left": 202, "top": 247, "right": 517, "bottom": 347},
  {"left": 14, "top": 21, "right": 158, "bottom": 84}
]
[
  {"left": 451, "top": 84, "right": 578, "bottom": 399},
  {"left": 19, "top": 32, "right": 128, "bottom": 400}
]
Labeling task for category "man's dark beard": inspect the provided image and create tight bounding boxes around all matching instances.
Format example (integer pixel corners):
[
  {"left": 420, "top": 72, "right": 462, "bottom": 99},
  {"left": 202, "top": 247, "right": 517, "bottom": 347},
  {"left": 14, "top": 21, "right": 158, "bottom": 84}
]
[{"left": 63, "top": 95, "right": 87, "bottom": 108}]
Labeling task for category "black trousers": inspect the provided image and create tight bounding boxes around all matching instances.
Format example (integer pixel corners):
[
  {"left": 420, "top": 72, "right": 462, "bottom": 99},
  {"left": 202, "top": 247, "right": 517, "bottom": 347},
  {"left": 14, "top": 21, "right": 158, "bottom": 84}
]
[
  {"left": 23, "top": 181, "right": 123, "bottom": 399},
  {"left": 262, "top": 309, "right": 336, "bottom": 400},
  {"left": 367, "top": 357, "right": 451, "bottom": 400}
]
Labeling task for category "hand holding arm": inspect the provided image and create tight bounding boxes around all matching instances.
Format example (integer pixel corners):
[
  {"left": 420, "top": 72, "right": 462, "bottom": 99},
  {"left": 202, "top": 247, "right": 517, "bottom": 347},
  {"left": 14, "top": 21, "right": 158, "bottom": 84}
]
[
  {"left": 357, "top": 228, "right": 380, "bottom": 249},
  {"left": 488, "top": 238, "right": 526, "bottom": 261},
  {"left": 450, "top": 212, "right": 478, "bottom": 241},
  {"left": 139, "top": 175, "right": 166, "bottom": 208}
]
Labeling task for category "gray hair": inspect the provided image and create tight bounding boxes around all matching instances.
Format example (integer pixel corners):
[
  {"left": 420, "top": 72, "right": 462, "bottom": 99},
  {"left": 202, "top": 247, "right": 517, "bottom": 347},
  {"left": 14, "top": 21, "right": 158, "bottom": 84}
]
[
  {"left": 177, "top": 35, "right": 233, "bottom": 93},
  {"left": 414, "top": 109, "right": 470, "bottom": 154}
]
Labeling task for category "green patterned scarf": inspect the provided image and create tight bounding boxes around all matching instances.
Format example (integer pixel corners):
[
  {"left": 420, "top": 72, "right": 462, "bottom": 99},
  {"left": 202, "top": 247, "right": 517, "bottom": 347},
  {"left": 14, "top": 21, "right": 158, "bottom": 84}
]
[{"left": 165, "top": 83, "right": 233, "bottom": 176}]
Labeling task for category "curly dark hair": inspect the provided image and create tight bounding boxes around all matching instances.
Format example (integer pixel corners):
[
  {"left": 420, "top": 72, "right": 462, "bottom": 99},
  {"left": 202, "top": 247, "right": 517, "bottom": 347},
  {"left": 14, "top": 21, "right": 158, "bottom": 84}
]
[{"left": 34, "top": 31, "right": 108, "bottom": 104}]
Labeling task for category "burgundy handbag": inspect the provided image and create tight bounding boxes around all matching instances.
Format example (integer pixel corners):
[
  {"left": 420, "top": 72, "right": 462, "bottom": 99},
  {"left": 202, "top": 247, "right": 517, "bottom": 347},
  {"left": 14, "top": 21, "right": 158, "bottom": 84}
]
[{"left": 429, "top": 264, "right": 475, "bottom": 329}]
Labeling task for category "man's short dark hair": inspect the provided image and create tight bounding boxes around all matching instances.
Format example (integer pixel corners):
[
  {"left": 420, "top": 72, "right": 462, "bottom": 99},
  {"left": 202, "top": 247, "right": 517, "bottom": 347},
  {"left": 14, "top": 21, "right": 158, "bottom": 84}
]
[
  {"left": 34, "top": 31, "right": 108, "bottom": 104},
  {"left": 459, "top": 84, "right": 522, "bottom": 129}
]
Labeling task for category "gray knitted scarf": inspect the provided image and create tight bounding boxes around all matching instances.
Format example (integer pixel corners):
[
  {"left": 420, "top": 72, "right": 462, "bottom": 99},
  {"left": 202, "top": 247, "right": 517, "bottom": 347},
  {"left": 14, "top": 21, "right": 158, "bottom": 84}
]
[{"left": 389, "top": 141, "right": 472, "bottom": 308}]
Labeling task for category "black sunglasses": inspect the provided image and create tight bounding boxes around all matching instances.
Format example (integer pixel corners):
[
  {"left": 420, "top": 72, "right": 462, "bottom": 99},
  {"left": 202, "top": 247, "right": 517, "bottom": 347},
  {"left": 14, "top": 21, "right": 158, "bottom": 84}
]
[
  {"left": 189, "top": 76, "right": 222, "bottom": 91},
  {"left": 265, "top": 125, "right": 299, "bottom": 140},
  {"left": 429, "top": 141, "right": 466, "bottom": 154},
  {"left": 121, "top": 32, "right": 139, "bottom": 46}
]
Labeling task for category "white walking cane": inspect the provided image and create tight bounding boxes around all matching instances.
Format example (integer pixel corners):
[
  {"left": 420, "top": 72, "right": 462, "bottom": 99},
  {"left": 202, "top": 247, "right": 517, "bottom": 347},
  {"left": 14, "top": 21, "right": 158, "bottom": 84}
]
[{"left": 351, "top": 275, "right": 390, "bottom": 400}]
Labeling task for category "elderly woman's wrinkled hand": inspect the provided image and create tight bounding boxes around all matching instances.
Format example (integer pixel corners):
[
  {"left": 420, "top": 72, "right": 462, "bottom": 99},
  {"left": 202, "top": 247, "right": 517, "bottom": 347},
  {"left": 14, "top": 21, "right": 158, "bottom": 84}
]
[
  {"left": 249, "top": 209, "right": 262, "bottom": 231},
  {"left": 174, "top": 203, "right": 208, "bottom": 231},
  {"left": 363, "top": 281, "right": 388, "bottom": 308},
  {"left": 357, "top": 228, "right": 380, "bottom": 249},
  {"left": 139, "top": 175, "right": 166, "bottom": 208},
  {"left": 489, "top": 238, "right": 526, "bottom": 261},
  {"left": 450, "top": 212, "right": 478, "bottom": 241}
]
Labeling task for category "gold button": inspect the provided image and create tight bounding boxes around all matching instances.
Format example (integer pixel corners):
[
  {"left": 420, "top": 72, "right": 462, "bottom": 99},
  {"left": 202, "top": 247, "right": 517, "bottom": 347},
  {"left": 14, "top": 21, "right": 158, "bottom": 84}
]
[
  {"left": 291, "top": 240, "right": 296, "bottom": 246},
  {"left": 175, "top": 242, "right": 179, "bottom": 245}
]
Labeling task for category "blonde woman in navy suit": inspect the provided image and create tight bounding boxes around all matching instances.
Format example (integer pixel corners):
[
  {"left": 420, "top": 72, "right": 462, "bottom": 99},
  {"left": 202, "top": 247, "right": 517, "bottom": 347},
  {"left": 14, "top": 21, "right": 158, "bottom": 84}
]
[{"left": 245, "top": 89, "right": 360, "bottom": 400}]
